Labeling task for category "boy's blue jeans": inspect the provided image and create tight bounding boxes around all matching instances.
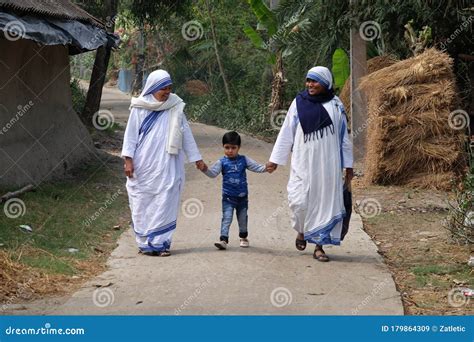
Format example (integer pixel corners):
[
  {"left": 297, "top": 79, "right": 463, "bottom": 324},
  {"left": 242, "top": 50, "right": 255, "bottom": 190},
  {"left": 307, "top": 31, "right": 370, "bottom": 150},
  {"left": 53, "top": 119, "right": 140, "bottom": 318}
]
[{"left": 220, "top": 195, "right": 248, "bottom": 242}]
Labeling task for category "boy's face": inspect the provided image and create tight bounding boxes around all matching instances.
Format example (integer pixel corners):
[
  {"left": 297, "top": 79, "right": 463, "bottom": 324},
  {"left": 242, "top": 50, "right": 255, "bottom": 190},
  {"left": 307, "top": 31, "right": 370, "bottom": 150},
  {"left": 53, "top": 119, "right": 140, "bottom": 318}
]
[{"left": 223, "top": 144, "right": 240, "bottom": 158}]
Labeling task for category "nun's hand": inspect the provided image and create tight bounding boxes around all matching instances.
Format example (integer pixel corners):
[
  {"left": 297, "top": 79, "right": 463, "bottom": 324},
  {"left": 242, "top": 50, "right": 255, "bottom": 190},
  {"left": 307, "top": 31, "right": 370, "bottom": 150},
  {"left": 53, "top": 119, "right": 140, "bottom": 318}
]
[
  {"left": 345, "top": 168, "right": 353, "bottom": 184},
  {"left": 124, "top": 157, "right": 134, "bottom": 178}
]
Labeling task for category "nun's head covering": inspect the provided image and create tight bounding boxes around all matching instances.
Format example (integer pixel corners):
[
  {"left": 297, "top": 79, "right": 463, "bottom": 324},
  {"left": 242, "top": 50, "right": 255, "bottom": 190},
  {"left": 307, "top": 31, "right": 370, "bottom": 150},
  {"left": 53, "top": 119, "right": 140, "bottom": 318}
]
[
  {"left": 306, "top": 66, "right": 333, "bottom": 91},
  {"left": 140, "top": 69, "right": 173, "bottom": 97}
]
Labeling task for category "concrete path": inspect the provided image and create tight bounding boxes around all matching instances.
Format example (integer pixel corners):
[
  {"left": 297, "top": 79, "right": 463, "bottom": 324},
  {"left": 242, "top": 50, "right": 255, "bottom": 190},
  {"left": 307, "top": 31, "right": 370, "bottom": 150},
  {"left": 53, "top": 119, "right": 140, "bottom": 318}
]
[{"left": 7, "top": 87, "right": 404, "bottom": 315}]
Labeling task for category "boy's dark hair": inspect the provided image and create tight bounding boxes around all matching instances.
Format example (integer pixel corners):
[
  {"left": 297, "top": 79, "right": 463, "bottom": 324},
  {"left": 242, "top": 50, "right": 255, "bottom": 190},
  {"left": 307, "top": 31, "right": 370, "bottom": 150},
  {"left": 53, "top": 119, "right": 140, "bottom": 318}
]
[{"left": 222, "top": 131, "right": 241, "bottom": 146}]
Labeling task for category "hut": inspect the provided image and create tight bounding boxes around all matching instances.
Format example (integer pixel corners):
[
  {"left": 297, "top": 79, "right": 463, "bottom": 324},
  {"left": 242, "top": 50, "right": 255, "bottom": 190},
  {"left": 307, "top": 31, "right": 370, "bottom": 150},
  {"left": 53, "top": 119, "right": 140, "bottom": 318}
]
[{"left": 0, "top": 0, "right": 118, "bottom": 187}]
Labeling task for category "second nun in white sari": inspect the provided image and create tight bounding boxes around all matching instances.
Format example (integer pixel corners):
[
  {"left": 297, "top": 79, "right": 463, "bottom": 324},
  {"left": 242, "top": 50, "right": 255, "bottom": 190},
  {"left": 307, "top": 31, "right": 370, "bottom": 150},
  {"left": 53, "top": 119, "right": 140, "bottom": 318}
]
[{"left": 268, "top": 66, "right": 353, "bottom": 262}]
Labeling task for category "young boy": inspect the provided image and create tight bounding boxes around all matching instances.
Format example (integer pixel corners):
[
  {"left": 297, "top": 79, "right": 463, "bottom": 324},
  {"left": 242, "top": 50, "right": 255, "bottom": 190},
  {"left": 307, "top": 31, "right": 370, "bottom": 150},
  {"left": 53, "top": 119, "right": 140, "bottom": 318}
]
[{"left": 202, "top": 131, "right": 267, "bottom": 249}]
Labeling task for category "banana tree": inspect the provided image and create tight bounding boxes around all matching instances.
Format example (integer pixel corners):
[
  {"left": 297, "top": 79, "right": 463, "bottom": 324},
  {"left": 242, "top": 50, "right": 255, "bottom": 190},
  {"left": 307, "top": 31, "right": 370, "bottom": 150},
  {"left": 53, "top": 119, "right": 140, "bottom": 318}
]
[{"left": 243, "top": 0, "right": 308, "bottom": 116}]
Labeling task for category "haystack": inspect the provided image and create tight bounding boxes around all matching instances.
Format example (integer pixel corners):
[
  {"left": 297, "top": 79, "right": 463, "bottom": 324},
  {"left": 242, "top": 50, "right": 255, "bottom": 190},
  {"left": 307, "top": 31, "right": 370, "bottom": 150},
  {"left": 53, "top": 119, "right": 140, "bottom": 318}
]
[
  {"left": 359, "top": 48, "right": 465, "bottom": 189},
  {"left": 339, "top": 55, "right": 398, "bottom": 130}
]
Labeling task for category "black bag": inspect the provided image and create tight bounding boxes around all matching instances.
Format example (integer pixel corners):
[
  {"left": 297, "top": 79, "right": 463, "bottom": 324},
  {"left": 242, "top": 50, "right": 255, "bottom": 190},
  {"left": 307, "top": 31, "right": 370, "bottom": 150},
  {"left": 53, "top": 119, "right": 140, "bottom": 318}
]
[{"left": 341, "top": 183, "right": 352, "bottom": 241}]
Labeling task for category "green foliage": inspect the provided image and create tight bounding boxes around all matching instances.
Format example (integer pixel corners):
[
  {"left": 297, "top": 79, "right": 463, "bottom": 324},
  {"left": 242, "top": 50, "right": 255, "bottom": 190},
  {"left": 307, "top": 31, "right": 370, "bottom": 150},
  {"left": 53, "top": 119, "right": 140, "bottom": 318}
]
[
  {"left": 106, "top": 0, "right": 473, "bottom": 140},
  {"left": 243, "top": 25, "right": 265, "bottom": 49},
  {"left": 446, "top": 141, "right": 473, "bottom": 244},
  {"left": 123, "top": 0, "right": 191, "bottom": 25},
  {"left": 331, "top": 48, "right": 350, "bottom": 91},
  {"left": 72, "top": 0, "right": 105, "bottom": 19},
  {"left": 70, "top": 78, "right": 86, "bottom": 115},
  {"left": 246, "top": 0, "right": 278, "bottom": 36}
]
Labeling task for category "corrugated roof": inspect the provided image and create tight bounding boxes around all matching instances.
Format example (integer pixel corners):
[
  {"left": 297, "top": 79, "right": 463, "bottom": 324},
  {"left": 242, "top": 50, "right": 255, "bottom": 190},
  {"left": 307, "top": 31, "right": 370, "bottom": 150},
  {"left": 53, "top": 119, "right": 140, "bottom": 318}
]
[{"left": 0, "top": 0, "right": 105, "bottom": 28}]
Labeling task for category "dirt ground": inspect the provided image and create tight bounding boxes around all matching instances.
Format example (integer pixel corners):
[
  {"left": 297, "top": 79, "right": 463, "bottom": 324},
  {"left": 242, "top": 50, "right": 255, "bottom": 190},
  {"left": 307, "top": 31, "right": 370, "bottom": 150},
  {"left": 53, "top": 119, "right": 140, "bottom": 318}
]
[{"left": 351, "top": 174, "right": 473, "bottom": 315}]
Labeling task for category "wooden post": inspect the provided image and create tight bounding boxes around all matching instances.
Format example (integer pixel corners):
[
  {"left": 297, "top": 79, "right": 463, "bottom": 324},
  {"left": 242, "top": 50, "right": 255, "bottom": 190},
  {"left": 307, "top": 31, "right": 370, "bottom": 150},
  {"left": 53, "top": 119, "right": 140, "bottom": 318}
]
[{"left": 350, "top": 1, "right": 368, "bottom": 163}]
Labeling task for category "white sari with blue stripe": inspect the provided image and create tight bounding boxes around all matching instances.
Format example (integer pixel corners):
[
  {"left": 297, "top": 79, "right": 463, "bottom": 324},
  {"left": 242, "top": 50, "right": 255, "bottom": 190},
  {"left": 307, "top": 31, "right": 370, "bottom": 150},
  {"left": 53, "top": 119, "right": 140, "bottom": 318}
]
[
  {"left": 270, "top": 96, "right": 353, "bottom": 245},
  {"left": 122, "top": 95, "right": 201, "bottom": 252}
]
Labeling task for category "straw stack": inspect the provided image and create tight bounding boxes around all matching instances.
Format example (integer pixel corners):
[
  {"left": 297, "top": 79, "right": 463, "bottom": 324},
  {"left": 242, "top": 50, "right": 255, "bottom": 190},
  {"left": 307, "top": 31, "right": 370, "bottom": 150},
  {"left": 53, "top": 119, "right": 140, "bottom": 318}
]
[
  {"left": 339, "top": 55, "right": 398, "bottom": 130},
  {"left": 358, "top": 48, "right": 465, "bottom": 189}
]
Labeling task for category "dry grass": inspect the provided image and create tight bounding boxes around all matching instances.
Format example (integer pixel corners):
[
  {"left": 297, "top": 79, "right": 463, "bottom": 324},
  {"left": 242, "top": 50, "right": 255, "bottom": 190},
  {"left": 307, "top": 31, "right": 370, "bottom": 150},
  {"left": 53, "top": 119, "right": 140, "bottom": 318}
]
[
  {"left": 339, "top": 54, "right": 399, "bottom": 129},
  {"left": 0, "top": 247, "right": 106, "bottom": 306},
  {"left": 359, "top": 49, "right": 466, "bottom": 189}
]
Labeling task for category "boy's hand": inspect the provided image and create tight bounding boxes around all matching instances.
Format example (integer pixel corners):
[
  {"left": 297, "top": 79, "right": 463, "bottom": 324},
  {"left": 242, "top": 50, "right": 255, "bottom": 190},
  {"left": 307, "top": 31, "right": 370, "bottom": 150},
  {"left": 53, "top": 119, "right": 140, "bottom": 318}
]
[{"left": 266, "top": 162, "right": 278, "bottom": 173}]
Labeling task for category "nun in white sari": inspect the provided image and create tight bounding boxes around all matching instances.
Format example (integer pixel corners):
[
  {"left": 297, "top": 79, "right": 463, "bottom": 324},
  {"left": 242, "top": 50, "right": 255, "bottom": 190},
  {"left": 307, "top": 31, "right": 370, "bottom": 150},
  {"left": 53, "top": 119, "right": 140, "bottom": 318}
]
[
  {"left": 268, "top": 66, "right": 353, "bottom": 262},
  {"left": 121, "top": 70, "right": 205, "bottom": 256}
]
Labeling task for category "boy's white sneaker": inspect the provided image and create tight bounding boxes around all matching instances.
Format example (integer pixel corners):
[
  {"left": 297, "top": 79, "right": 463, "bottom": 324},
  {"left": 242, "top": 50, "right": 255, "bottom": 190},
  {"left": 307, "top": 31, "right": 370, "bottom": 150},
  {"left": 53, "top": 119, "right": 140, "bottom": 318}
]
[
  {"left": 240, "top": 238, "right": 249, "bottom": 248},
  {"left": 214, "top": 240, "right": 227, "bottom": 250}
]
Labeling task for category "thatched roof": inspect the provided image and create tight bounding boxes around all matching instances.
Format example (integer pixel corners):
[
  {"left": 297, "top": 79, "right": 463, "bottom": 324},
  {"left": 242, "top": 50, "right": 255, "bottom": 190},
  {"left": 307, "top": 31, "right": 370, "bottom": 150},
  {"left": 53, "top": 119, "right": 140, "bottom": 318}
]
[{"left": 0, "top": 0, "right": 105, "bottom": 28}]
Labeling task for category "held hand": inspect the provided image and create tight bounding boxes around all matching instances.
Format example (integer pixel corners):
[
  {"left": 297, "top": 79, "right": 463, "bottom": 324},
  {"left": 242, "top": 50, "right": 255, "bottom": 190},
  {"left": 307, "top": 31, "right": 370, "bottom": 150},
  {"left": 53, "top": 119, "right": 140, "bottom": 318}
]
[
  {"left": 124, "top": 158, "right": 134, "bottom": 178},
  {"left": 266, "top": 162, "right": 278, "bottom": 174},
  {"left": 345, "top": 168, "right": 354, "bottom": 185},
  {"left": 195, "top": 160, "right": 207, "bottom": 172}
]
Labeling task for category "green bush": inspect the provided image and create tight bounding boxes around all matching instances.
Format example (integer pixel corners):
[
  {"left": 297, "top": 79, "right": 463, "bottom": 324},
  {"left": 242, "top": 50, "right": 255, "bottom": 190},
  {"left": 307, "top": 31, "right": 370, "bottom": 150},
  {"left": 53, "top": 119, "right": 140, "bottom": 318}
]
[
  {"left": 446, "top": 142, "right": 474, "bottom": 245},
  {"left": 70, "top": 78, "right": 86, "bottom": 115}
]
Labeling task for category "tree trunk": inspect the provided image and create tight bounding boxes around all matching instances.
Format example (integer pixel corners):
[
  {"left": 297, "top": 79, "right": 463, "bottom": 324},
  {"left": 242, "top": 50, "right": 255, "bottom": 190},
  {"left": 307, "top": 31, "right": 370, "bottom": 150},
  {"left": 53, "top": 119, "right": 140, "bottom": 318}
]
[
  {"left": 205, "top": 0, "right": 232, "bottom": 104},
  {"left": 132, "top": 25, "right": 145, "bottom": 95},
  {"left": 267, "top": 0, "right": 283, "bottom": 117},
  {"left": 268, "top": 51, "right": 284, "bottom": 116},
  {"left": 80, "top": 0, "right": 118, "bottom": 127}
]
